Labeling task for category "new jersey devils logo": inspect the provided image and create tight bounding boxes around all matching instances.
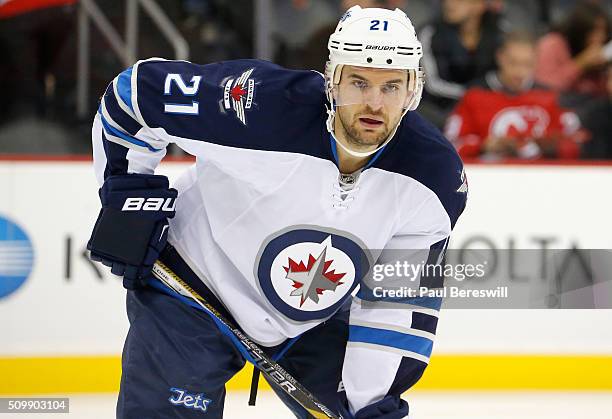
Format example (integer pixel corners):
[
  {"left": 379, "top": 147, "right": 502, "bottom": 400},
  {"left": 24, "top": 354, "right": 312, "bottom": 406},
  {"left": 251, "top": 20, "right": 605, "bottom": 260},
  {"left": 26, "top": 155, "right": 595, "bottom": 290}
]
[
  {"left": 255, "top": 227, "right": 371, "bottom": 322},
  {"left": 490, "top": 106, "right": 550, "bottom": 140}
]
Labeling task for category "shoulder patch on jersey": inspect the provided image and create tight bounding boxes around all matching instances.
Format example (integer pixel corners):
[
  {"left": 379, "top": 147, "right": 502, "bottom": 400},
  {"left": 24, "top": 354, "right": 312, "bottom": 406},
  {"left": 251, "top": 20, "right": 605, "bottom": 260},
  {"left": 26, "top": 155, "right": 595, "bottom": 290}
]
[
  {"left": 457, "top": 168, "right": 468, "bottom": 194},
  {"left": 220, "top": 68, "right": 257, "bottom": 126},
  {"left": 255, "top": 227, "right": 371, "bottom": 322}
]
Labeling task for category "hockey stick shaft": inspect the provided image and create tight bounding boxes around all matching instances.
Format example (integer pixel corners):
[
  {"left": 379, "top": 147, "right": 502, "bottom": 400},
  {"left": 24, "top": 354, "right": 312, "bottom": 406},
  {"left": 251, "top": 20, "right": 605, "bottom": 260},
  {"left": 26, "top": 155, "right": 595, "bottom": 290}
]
[{"left": 151, "top": 260, "right": 340, "bottom": 419}]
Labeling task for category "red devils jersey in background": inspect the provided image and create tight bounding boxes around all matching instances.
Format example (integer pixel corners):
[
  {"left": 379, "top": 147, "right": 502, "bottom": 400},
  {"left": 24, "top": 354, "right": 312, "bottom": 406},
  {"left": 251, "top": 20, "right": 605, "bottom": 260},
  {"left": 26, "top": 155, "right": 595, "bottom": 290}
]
[
  {"left": 0, "top": 0, "right": 75, "bottom": 19},
  {"left": 444, "top": 72, "right": 584, "bottom": 159}
]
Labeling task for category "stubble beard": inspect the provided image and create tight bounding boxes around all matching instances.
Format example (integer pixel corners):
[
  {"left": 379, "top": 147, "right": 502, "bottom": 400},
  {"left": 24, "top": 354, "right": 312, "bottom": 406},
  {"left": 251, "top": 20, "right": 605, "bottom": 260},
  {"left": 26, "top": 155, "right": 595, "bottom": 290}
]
[{"left": 337, "top": 109, "right": 391, "bottom": 150}]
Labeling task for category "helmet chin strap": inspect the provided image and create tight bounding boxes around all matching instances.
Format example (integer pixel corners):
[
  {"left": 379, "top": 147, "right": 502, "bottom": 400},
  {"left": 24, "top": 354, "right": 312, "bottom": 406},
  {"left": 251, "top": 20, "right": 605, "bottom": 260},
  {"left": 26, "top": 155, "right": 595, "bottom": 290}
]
[{"left": 327, "top": 105, "right": 409, "bottom": 159}]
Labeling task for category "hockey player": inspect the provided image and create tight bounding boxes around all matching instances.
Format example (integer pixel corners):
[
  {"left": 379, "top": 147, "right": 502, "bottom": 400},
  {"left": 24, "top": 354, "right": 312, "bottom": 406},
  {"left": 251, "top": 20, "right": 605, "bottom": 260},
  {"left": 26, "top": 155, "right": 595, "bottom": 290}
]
[{"left": 88, "top": 6, "right": 467, "bottom": 419}]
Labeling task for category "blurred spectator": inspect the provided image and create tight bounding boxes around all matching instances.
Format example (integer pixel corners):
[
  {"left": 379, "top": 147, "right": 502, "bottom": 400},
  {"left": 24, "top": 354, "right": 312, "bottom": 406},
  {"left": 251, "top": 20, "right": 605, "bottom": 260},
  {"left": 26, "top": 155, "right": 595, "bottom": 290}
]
[
  {"left": 399, "top": 0, "right": 441, "bottom": 30},
  {"left": 179, "top": 0, "right": 253, "bottom": 63},
  {"left": 578, "top": 64, "right": 612, "bottom": 158},
  {"left": 0, "top": 1, "right": 75, "bottom": 122},
  {"left": 341, "top": 0, "right": 381, "bottom": 8},
  {"left": 497, "top": 0, "right": 550, "bottom": 32},
  {"left": 0, "top": 1, "right": 89, "bottom": 154},
  {"left": 292, "top": 0, "right": 389, "bottom": 71},
  {"left": 0, "top": 0, "right": 75, "bottom": 18},
  {"left": 445, "top": 32, "right": 585, "bottom": 160},
  {"left": 0, "top": 0, "right": 252, "bottom": 154},
  {"left": 535, "top": 1, "right": 611, "bottom": 97},
  {"left": 272, "top": 0, "right": 339, "bottom": 67},
  {"left": 548, "top": 0, "right": 612, "bottom": 27},
  {"left": 419, "top": 0, "right": 505, "bottom": 127}
]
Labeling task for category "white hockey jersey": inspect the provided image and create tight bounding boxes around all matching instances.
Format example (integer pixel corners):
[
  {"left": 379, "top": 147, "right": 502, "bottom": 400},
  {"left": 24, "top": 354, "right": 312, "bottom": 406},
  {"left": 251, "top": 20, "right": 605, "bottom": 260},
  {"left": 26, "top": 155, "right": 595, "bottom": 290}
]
[{"left": 92, "top": 58, "right": 467, "bottom": 414}]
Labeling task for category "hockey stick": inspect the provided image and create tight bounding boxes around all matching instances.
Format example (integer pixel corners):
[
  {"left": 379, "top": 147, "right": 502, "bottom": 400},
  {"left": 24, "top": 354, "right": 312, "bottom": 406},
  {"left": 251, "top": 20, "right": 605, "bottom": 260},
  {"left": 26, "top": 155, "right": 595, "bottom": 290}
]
[{"left": 151, "top": 260, "right": 341, "bottom": 419}]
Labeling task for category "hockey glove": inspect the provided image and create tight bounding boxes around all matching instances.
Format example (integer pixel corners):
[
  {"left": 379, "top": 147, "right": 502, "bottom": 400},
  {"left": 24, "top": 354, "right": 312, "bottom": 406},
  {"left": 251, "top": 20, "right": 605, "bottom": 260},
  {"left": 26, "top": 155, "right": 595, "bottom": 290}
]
[{"left": 87, "top": 174, "right": 178, "bottom": 289}]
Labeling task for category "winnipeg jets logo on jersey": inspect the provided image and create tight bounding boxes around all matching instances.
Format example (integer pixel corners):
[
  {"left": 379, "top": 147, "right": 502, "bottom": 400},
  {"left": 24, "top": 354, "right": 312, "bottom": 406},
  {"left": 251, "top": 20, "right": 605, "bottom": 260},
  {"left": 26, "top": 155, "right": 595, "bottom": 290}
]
[
  {"left": 284, "top": 240, "right": 347, "bottom": 307},
  {"left": 272, "top": 236, "right": 355, "bottom": 312},
  {"left": 256, "top": 227, "right": 371, "bottom": 322},
  {"left": 221, "top": 68, "right": 256, "bottom": 125}
]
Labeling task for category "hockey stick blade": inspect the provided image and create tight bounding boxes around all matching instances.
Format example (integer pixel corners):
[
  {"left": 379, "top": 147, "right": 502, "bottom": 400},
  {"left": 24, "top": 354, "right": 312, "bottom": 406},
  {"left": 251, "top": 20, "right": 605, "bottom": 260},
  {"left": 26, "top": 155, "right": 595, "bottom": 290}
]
[{"left": 151, "top": 260, "right": 341, "bottom": 419}]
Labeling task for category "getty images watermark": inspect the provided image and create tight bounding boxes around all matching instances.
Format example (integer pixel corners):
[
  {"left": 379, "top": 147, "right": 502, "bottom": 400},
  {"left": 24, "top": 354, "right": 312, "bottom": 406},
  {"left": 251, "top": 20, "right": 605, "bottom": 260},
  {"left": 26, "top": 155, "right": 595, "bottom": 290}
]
[
  {"left": 359, "top": 249, "right": 612, "bottom": 309},
  {"left": 368, "top": 258, "right": 508, "bottom": 300}
]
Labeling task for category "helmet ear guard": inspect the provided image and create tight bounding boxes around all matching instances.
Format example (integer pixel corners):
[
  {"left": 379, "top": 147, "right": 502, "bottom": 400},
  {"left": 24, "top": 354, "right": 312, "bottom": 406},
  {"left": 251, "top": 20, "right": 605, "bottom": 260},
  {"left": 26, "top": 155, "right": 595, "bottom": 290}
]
[{"left": 405, "top": 68, "right": 424, "bottom": 111}]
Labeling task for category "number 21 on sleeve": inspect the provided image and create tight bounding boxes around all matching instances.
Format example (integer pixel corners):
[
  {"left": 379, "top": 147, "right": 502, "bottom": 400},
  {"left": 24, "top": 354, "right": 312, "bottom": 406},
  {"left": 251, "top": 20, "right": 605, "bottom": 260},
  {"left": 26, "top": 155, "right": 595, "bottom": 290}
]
[{"left": 163, "top": 73, "right": 202, "bottom": 115}]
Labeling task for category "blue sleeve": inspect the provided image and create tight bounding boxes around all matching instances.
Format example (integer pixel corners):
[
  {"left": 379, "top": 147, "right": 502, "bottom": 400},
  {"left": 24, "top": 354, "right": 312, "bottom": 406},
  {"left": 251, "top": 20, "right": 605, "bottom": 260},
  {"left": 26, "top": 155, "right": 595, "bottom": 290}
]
[
  {"left": 131, "top": 58, "right": 326, "bottom": 151},
  {"left": 93, "top": 58, "right": 327, "bottom": 182}
]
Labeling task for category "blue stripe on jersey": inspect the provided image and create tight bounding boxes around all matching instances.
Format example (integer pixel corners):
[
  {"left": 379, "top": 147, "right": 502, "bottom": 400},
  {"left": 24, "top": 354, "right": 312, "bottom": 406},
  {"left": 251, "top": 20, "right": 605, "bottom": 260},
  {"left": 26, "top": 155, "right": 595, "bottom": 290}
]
[
  {"left": 100, "top": 112, "right": 160, "bottom": 152},
  {"left": 103, "top": 85, "right": 142, "bottom": 135},
  {"left": 349, "top": 325, "right": 433, "bottom": 358},
  {"left": 117, "top": 67, "right": 134, "bottom": 112},
  {"left": 329, "top": 135, "right": 339, "bottom": 164},
  {"left": 404, "top": 296, "right": 442, "bottom": 310}
]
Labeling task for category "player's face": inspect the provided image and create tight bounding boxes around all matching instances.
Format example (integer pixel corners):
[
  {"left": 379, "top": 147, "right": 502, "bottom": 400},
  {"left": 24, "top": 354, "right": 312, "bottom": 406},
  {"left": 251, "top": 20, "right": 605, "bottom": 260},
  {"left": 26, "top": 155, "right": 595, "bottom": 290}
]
[
  {"left": 335, "top": 66, "right": 410, "bottom": 149},
  {"left": 497, "top": 41, "right": 536, "bottom": 92}
]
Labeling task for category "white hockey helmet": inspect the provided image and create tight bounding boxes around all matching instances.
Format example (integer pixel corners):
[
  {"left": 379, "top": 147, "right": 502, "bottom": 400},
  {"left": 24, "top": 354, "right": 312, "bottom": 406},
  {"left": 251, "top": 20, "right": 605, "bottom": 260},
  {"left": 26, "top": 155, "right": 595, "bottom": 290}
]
[{"left": 325, "top": 6, "right": 424, "bottom": 157}]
